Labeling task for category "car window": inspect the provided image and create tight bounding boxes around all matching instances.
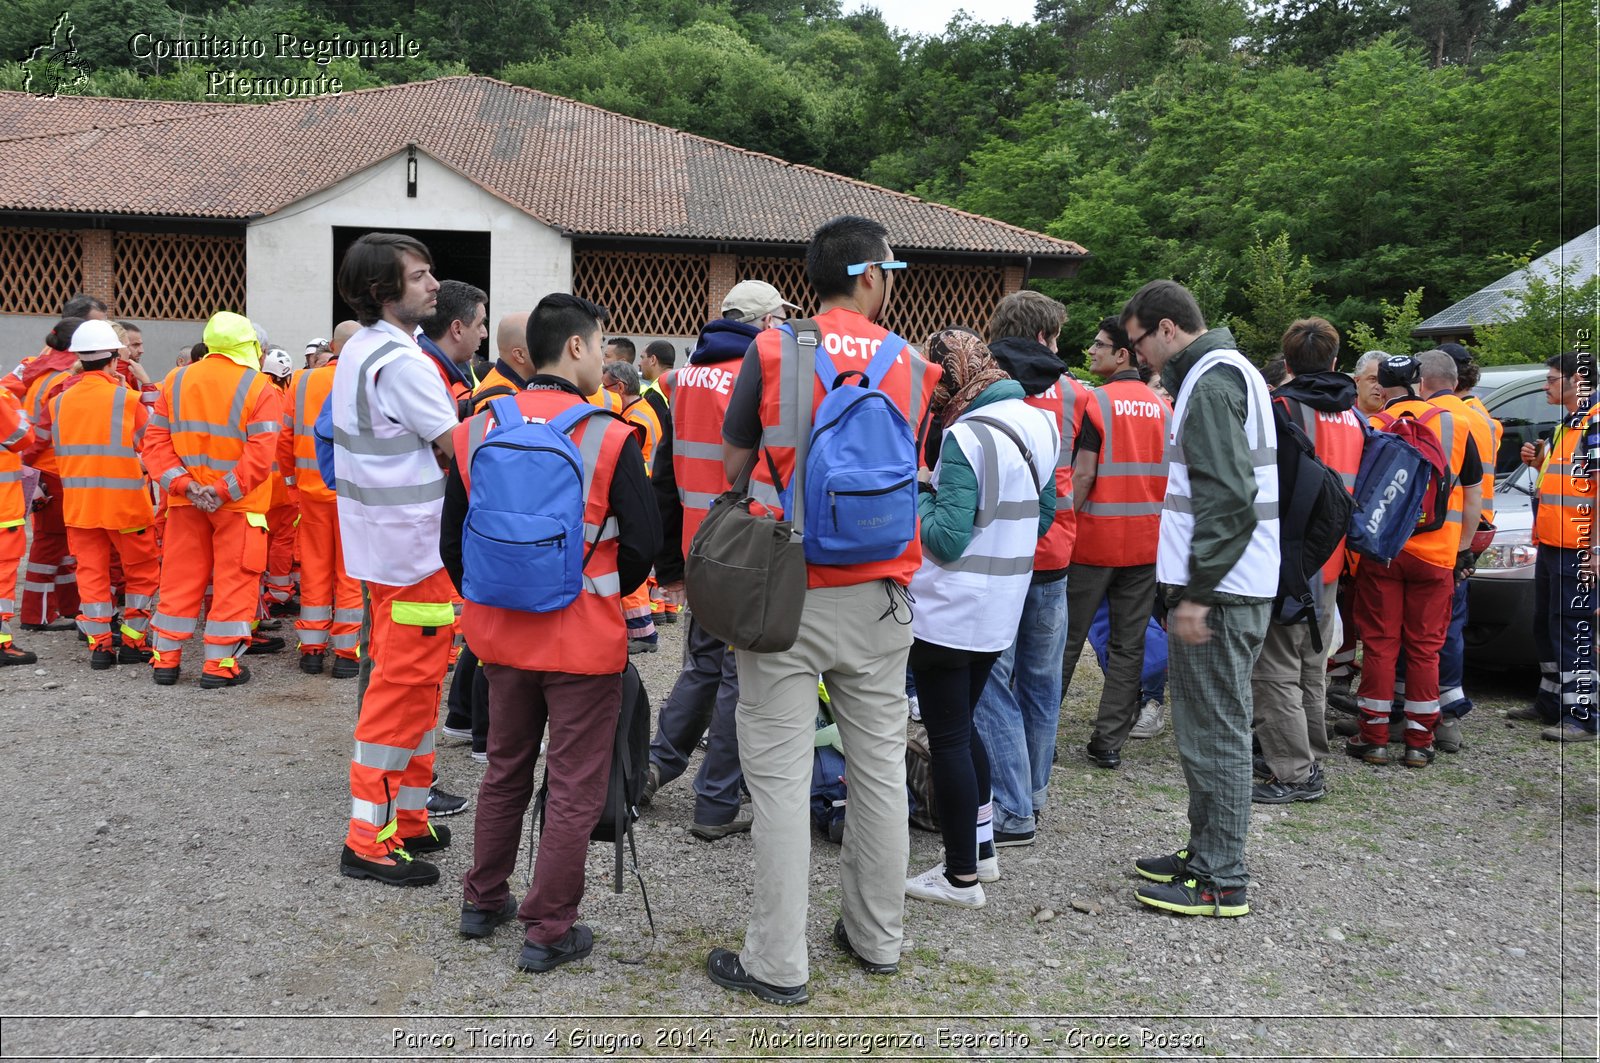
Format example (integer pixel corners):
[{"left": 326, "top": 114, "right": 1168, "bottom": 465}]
[{"left": 1489, "top": 383, "right": 1562, "bottom": 476}]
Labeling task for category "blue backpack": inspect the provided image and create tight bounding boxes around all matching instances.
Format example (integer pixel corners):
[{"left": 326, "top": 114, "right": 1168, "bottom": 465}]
[
  {"left": 1346, "top": 424, "right": 1434, "bottom": 565},
  {"left": 462, "top": 397, "right": 608, "bottom": 613},
  {"left": 783, "top": 324, "right": 918, "bottom": 565}
]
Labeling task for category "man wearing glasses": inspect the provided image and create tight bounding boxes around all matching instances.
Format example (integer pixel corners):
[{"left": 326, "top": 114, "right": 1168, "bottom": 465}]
[
  {"left": 708, "top": 216, "right": 938, "bottom": 1004},
  {"left": 1120, "top": 280, "right": 1278, "bottom": 919}
]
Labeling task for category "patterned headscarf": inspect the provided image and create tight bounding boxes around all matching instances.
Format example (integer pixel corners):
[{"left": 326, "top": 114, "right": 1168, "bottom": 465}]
[{"left": 926, "top": 328, "right": 1009, "bottom": 424}]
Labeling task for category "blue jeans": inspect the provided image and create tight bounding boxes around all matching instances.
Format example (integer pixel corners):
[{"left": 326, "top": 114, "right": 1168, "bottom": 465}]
[{"left": 973, "top": 577, "right": 1068, "bottom": 834}]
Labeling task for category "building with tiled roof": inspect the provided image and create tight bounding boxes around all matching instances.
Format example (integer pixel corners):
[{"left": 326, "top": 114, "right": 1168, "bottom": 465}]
[
  {"left": 1413, "top": 226, "right": 1599, "bottom": 341},
  {"left": 0, "top": 77, "right": 1087, "bottom": 369}
]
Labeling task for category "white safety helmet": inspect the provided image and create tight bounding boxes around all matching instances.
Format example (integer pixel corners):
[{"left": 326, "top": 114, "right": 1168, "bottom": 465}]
[{"left": 262, "top": 347, "right": 294, "bottom": 380}]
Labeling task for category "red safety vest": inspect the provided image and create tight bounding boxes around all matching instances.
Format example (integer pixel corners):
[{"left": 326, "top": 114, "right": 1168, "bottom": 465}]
[
  {"left": 1073, "top": 378, "right": 1170, "bottom": 567},
  {"left": 1278, "top": 396, "right": 1365, "bottom": 583},
  {"left": 454, "top": 389, "right": 635, "bottom": 675},
  {"left": 747, "top": 308, "right": 940, "bottom": 589},
  {"left": 1024, "top": 374, "right": 1091, "bottom": 570},
  {"left": 671, "top": 358, "right": 744, "bottom": 557}
]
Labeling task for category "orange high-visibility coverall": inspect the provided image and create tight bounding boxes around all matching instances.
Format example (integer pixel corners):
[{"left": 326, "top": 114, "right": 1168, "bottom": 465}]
[
  {"left": 289, "top": 365, "right": 362, "bottom": 663},
  {"left": 0, "top": 389, "right": 36, "bottom": 651},
  {"left": 141, "top": 347, "right": 283, "bottom": 682},
  {"left": 17, "top": 354, "right": 79, "bottom": 624},
  {"left": 263, "top": 389, "right": 300, "bottom": 611},
  {"left": 46, "top": 369, "right": 159, "bottom": 654}
]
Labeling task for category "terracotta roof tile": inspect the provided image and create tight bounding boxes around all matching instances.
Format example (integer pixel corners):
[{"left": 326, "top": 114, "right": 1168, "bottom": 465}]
[{"left": 0, "top": 77, "right": 1086, "bottom": 259}]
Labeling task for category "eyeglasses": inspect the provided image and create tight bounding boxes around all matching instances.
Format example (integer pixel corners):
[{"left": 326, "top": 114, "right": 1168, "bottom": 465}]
[
  {"left": 1088, "top": 339, "right": 1113, "bottom": 352},
  {"left": 1125, "top": 325, "right": 1157, "bottom": 350},
  {"left": 845, "top": 260, "right": 908, "bottom": 276}
]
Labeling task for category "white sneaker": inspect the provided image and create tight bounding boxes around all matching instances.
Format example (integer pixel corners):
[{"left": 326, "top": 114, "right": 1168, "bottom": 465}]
[
  {"left": 905, "top": 864, "right": 986, "bottom": 908},
  {"left": 976, "top": 856, "right": 1000, "bottom": 883},
  {"left": 1130, "top": 699, "right": 1166, "bottom": 739},
  {"left": 470, "top": 750, "right": 488, "bottom": 765},
  {"left": 440, "top": 724, "right": 473, "bottom": 742}
]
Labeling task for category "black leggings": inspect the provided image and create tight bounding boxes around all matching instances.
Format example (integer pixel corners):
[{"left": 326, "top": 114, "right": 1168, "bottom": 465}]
[{"left": 910, "top": 638, "right": 1000, "bottom": 878}]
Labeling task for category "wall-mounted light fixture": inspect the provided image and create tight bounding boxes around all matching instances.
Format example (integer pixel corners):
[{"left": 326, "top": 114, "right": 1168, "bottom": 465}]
[{"left": 406, "top": 144, "right": 418, "bottom": 198}]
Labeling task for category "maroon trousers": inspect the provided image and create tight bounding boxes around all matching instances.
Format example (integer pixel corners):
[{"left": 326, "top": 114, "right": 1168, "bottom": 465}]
[
  {"left": 1353, "top": 550, "right": 1453, "bottom": 749},
  {"left": 464, "top": 665, "right": 621, "bottom": 946}
]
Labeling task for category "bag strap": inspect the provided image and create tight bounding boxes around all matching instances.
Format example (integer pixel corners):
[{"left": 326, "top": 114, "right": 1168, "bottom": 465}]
[
  {"left": 779, "top": 319, "right": 818, "bottom": 539},
  {"left": 964, "top": 415, "right": 1042, "bottom": 495},
  {"left": 487, "top": 395, "right": 523, "bottom": 433}
]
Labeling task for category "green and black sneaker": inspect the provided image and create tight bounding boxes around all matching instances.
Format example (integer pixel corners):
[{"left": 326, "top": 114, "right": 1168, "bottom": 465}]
[
  {"left": 1134, "top": 847, "right": 1191, "bottom": 884},
  {"left": 1135, "top": 876, "right": 1250, "bottom": 918}
]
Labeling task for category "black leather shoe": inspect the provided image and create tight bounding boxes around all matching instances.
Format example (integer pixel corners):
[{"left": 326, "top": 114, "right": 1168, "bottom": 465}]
[
  {"left": 400, "top": 822, "right": 450, "bottom": 854},
  {"left": 331, "top": 657, "right": 360, "bottom": 679},
  {"left": 89, "top": 647, "right": 117, "bottom": 670},
  {"left": 21, "top": 618, "right": 76, "bottom": 632},
  {"left": 339, "top": 845, "right": 439, "bottom": 886},
  {"left": 199, "top": 666, "right": 252, "bottom": 689},
  {"left": 245, "top": 635, "right": 286, "bottom": 655},
  {"left": 460, "top": 897, "right": 519, "bottom": 938},
  {"left": 299, "top": 652, "right": 326, "bottom": 675},
  {"left": 832, "top": 919, "right": 897, "bottom": 975},
  {"left": 706, "top": 947, "right": 808, "bottom": 1005},
  {"left": 1085, "top": 744, "right": 1121, "bottom": 769},
  {"left": 517, "top": 924, "right": 594, "bottom": 972}
]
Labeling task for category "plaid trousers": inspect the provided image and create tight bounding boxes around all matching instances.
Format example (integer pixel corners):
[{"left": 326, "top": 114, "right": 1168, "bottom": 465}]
[{"left": 1167, "top": 598, "right": 1269, "bottom": 891}]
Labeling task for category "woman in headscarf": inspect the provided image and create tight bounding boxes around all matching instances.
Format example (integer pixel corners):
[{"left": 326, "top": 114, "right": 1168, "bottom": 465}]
[{"left": 904, "top": 328, "right": 1059, "bottom": 909}]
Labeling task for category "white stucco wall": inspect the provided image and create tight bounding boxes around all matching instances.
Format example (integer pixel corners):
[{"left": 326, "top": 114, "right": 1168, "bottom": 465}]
[{"left": 245, "top": 149, "right": 570, "bottom": 351}]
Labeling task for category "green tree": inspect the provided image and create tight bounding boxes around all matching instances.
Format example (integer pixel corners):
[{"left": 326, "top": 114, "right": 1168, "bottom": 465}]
[
  {"left": 1230, "top": 232, "right": 1317, "bottom": 363},
  {"left": 1472, "top": 262, "right": 1600, "bottom": 367},
  {"left": 1347, "top": 287, "right": 1428, "bottom": 359}
]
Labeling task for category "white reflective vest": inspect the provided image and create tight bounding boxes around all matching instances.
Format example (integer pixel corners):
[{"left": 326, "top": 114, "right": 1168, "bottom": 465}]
[
  {"left": 331, "top": 324, "right": 450, "bottom": 585},
  {"left": 911, "top": 398, "right": 1059, "bottom": 652},
  {"left": 1156, "top": 348, "right": 1280, "bottom": 598}
]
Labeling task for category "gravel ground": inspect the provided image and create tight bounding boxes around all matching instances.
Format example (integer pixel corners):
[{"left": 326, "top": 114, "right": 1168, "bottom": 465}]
[{"left": 1, "top": 615, "right": 1596, "bottom": 1061}]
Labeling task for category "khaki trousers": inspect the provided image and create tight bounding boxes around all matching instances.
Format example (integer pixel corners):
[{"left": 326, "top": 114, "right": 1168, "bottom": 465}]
[
  {"left": 734, "top": 580, "right": 912, "bottom": 987},
  {"left": 1250, "top": 578, "right": 1338, "bottom": 783}
]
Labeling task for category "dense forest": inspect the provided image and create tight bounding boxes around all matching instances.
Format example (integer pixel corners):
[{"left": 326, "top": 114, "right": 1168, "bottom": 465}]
[{"left": 3, "top": 0, "right": 1595, "bottom": 363}]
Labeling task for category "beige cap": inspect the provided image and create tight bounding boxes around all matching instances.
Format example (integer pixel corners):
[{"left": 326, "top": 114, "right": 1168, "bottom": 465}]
[{"left": 721, "top": 280, "right": 799, "bottom": 322}]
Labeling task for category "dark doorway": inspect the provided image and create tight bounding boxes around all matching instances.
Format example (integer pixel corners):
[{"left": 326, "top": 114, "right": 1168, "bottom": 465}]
[{"left": 331, "top": 227, "right": 492, "bottom": 359}]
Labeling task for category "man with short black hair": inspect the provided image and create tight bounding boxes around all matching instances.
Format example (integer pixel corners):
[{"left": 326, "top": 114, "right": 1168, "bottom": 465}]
[
  {"left": 419, "top": 280, "right": 488, "bottom": 415},
  {"left": 443, "top": 291, "right": 660, "bottom": 971},
  {"left": 62, "top": 293, "right": 108, "bottom": 320},
  {"left": 709, "top": 216, "right": 939, "bottom": 1003},
  {"left": 1121, "top": 280, "right": 1277, "bottom": 919},
  {"left": 605, "top": 336, "right": 637, "bottom": 365}
]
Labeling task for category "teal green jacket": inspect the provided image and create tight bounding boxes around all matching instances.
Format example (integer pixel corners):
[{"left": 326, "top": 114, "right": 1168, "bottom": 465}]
[{"left": 917, "top": 380, "right": 1058, "bottom": 564}]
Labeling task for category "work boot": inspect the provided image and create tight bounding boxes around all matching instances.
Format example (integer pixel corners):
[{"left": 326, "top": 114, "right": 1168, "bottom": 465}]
[
  {"left": 89, "top": 645, "right": 117, "bottom": 670},
  {"left": 245, "top": 633, "right": 286, "bottom": 655},
  {"left": 339, "top": 844, "right": 439, "bottom": 887},
  {"left": 117, "top": 640, "right": 152, "bottom": 665},
  {"left": 0, "top": 642, "right": 37, "bottom": 666},
  {"left": 199, "top": 666, "right": 252, "bottom": 689},
  {"left": 299, "top": 652, "right": 325, "bottom": 675},
  {"left": 331, "top": 657, "right": 360, "bottom": 680}
]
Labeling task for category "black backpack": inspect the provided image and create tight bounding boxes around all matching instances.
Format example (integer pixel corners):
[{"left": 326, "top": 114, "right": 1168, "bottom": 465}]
[
  {"left": 532, "top": 662, "right": 655, "bottom": 932},
  {"left": 1271, "top": 397, "right": 1357, "bottom": 653}
]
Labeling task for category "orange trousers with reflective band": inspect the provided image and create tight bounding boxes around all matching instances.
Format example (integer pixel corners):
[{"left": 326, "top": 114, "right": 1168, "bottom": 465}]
[
  {"left": 67, "top": 526, "right": 160, "bottom": 651},
  {"left": 20, "top": 473, "right": 78, "bottom": 625},
  {"left": 294, "top": 498, "right": 361, "bottom": 660},
  {"left": 149, "top": 506, "right": 268, "bottom": 677},
  {"left": 0, "top": 525, "right": 23, "bottom": 644},
  {"left": 345, "top": 568, "right": 455, "bottom": 858},
  {"left": 263, "top": 503, "right": 299, "bottom": 606}
]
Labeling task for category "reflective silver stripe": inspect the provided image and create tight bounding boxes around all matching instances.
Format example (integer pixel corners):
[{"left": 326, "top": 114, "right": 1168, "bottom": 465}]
[
  {"left": 294, "top": 457, "right": 322, "bottom": 473},
  {"left": 965, "top": 421, "right": 1005, "bottom": 529},
  {"left": 414, "top": 730, "right": 436, "bottom": 757},
  {"left": 0, "top": 422, "right": 25, "bottom": 447},
  {"left": 674, "top": 440, "right": 724, "bottom": 460},
  {"left": 148, "top": 412, "right": 169, "bottom": 431},
  {"left": 34, "top": 424, "right": 51, "bottom": 443},
  {"left": 79, "top": 620, "right": 112, "bottom": 636},
  {"left": 767, "top": 327, "right": 810, "bottom": 448},
  {"left": 246, "top": 420, "right": 281, "bottom": 437},
  {"left": 265, "top": 574, "right": 296, "bottom": 587},
  {"left": 0, "top": 598, "right": 14, "bottom": 613},
  {"left": 334, "top": 479, "right": 446, "bottom": 506},
  {"left": 0, "top": 470, "right": 20, "bottom": 485},
  {"left": 158, "top": 468, "right": 183, "bottom": 491},
  {"left": 79, "top": 602, "right": 115, "bottom": 619},
  {"left": 123, "top": 594, "right": 155, "bottom": 611},
  {"left": 330, "top": 633, "right": 360, "bottom": 650},
  {"left": 151, "top": 611, "right": 197, "bottom": 635},
  {"left": 62, "top": 476, "right": 148, "bottom": 491},
  {"left": 121, "top": 617, "right": 151, "bottom": 636},
  {"left": 203, "top": 642, "right": 243, "bottom": 660},
  {"left": 352, "top": 341, "right": 410, "bottom": 435},
  {"left": 354, "top": 740, "right": 413, "bottom": 771},
  {"left": 1096, "top": 460, "right": 1167, "bottom": 477},
  {"left": 297, "top": 630, "right": 330, "bottom": 646},
  {"left": 1163, "top": 494, "right": 1279, "bottom": 520},
  {"left": 938, "top": 553, "right": 1036, "bottom": 577},
  {"left": 582, "top": 571, "right": 622, "bottom": 597},
  {"left": 334, "top": 426, "right": 430, "bottom": 456},
  {"left": 332, "top": 608, "right": 364, "bottom": 624},
  {"left": 679, "top": 488, "right": 720, "bottom": 510},
  {"left": 170, "top": 419, "right": 244, "bottom": 441},
  {"left": 350, "top": 797, "right": 391, "bottom": 827},
  {"left": 55, "top": 444, "right": 138, "bottom": 458},
  {"left": 295, "top": 369, "right": 315, "bottom": 430},
  {"left": 205, "top": 620, "right": 254, "bottom": 638},
  {"left": 151, "top": 633, "right": 185, "bottom": 652},
  {"left": 219, "top": 472, "right": 242, "bottom": 500},
  {"left": 1079, "top": 499, "right": 1164, "bottom": 517},
  {"left": 54, "top": 571, "right": 75, "bottom": 584},
  {"left": 21, "top": 581, "right": 52, "bottom": 592},
  {"left": 396, "top": 785, "right": 429, "bottom": 812},
  {"left": 172, "top": 454, "right": 237, "bottom": 472},
  {"left": 1058, "top": 375, "right": 1079, "bottom": 459},
  {"left": 223, "top": 371, "right": 257, "bottom": 442},
  {"left": 584, "top": 520, "right": 619, "bottom": 543}
]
